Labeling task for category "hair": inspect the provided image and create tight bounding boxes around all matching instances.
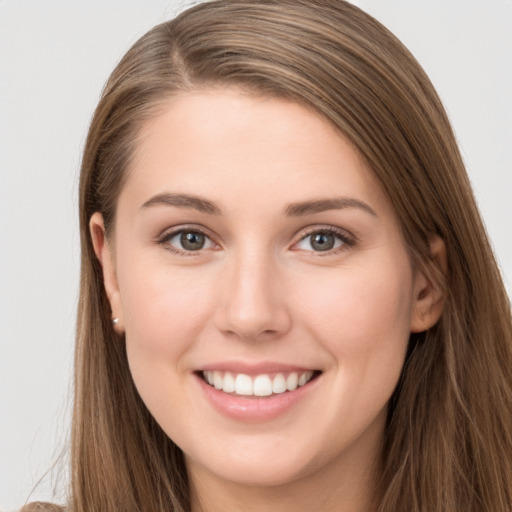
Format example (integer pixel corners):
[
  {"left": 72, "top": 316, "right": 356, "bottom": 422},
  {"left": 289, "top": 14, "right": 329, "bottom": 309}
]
[{"left": 32, "top": 1, "right": 512, "bottom": 511}]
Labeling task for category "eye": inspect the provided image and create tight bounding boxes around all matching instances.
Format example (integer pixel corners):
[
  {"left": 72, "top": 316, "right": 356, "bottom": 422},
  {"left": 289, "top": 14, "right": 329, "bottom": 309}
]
[
  {"left": 161, "top": 229, "right": 216, "bottom": 253},
  {"left": 294, "top": 228, "right": 353, "bottom": 253}
]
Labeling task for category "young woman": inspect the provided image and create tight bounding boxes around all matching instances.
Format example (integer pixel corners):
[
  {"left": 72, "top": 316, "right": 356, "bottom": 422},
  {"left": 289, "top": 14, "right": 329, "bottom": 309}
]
[{"left": 25, "top": 1, "right": 512, "bottom": 511}]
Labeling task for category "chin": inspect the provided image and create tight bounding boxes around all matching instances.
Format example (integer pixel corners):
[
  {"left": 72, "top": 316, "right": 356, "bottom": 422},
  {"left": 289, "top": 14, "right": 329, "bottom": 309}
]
[
  {"left": 190, "top": 456, "right": 316, "bottom": 488},
  {"left": 184, "top": 432, "right": 335, "bottom": 490}
]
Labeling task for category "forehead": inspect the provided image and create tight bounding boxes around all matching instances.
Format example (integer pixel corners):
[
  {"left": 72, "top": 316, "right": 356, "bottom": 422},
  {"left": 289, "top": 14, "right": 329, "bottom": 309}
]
[{"left": 120, "top": 88, "right": 392, "bottom": 217}]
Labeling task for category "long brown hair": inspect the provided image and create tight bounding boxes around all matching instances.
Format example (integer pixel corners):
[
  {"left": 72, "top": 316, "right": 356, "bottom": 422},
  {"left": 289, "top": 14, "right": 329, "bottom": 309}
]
[{"left": 58, "top": 1, "right": 512, "bottom": 510}]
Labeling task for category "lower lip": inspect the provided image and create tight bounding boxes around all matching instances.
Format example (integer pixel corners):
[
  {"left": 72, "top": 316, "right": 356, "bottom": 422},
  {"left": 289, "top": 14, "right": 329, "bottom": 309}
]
[{"left": 195, "top": 373, "right": 320, "bottom": 422}]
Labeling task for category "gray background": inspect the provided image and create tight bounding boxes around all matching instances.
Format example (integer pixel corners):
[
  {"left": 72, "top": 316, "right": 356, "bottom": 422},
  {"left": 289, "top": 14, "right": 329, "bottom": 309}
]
[{"left": 1, "top": 1, "right": 511, "bottom": 509}]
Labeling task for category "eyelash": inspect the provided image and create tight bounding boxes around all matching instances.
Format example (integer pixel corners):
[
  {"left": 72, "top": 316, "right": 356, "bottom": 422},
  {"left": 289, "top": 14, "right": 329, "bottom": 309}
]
[
  {"left": 293, "top": 226, "right": 355, "bottom": 255},
  {"left": 156, "top": 225, "right": 355, "bottom": 256},
  {"left": 157, "top": 226, "right": 218, "bottom": 256}
]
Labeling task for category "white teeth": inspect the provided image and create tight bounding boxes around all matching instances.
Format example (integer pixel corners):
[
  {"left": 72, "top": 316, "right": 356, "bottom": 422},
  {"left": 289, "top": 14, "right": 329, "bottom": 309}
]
[
  {"left": 298, "top": 373, "right": 307, "bottom": 387},
  {"left": 222, "top": 372, "right": 235, "bottom": 393},
  {"left": 235, "top": 374, "right": 253, "bottom": 395},
  {"left": 253, "top": 375, "right": 273, "bottom": 396},
  {"left": 286, "top": 372, "right": 298, "bottom": 391},
  {"left": 272, "top": 373, "right": 287, "bottom": 394},
  {"left": 202, "top": 370, "right": 316, "bottom": 396},
  {"left": 213, "top": 371, "right": 223, "bottom": 389},
  {"left": 298, "top": 371, "right": 313, "bottom": 387}
]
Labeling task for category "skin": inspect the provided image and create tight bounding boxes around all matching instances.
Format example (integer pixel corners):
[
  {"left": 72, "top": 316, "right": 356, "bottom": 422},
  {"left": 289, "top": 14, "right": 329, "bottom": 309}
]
[{"left": 91, "top": 88, "right": 444, "bottom": 512}]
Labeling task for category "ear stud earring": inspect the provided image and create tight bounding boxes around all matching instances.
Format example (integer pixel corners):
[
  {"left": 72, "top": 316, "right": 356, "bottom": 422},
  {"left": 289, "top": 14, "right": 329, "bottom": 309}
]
[{"left": 112, "top": 317, "right": 119, "bottom": 326}]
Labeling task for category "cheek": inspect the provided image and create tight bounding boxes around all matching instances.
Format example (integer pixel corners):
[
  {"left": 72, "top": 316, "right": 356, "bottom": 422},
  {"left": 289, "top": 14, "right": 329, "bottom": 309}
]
[
  {"left": 117, "top": 260, "right": 219, "bottom": 429},
  {"left": 293, "top": 256, "right": 414, "bottom": 398},
  {"left": 296, "top": 257, "right": 414, "bottom": 346},
  {"left": 118, "top": 258, "right": 217, "bottom": 367},
  {"left": 296, "top": 261, "right": 414, "bottom": 430}
]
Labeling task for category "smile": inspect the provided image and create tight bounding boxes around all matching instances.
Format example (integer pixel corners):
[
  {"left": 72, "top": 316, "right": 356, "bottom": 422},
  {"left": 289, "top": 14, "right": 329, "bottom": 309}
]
[
  {"left": 201, "top": 370, "right": 319, "bottom": 397},
  {"left": 195, "top": 366, "right": 323, "bottom": 422}
]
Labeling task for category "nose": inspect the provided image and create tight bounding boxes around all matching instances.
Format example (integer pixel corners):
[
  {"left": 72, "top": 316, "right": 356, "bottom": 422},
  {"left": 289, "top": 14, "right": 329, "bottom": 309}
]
[{"left": 214, "top": 249, "right": 292, "bottom": 342}]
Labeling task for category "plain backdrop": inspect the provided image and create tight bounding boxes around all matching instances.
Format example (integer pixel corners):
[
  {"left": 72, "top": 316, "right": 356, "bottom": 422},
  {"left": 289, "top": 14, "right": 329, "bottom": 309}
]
[{"left": 1, "top": 1, "right": 510, "bottom": 509}]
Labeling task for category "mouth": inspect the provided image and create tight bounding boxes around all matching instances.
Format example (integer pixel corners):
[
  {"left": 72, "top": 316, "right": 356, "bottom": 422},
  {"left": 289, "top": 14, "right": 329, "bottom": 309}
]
[{"left": 197, "top": 369, "right": 321, "bottom": 398}]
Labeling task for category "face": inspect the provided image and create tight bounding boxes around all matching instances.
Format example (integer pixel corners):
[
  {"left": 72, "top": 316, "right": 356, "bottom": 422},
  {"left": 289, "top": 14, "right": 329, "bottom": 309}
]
[{"left": 92, "top": 89, "right": 438, "bottom": 494}]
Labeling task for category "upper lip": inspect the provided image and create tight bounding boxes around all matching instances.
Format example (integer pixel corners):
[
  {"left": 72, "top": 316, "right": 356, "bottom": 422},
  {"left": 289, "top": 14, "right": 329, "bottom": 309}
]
[{"left": 197, "top": 361, "right": 320, "bottom": 375}]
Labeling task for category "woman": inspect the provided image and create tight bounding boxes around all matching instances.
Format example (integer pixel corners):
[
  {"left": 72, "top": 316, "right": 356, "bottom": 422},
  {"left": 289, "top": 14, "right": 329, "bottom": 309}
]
[{"left": 25, "top": 1, "right": 512, "bottom": 511}]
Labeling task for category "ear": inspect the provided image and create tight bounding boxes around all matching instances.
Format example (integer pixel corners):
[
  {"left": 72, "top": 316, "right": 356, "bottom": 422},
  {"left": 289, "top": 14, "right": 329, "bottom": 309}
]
[
  {"left": 410, "top": 234, "right": 447, "bottom": 333},
  {"left": 89, "top": 212, "right": 124, "bottom": 334}
]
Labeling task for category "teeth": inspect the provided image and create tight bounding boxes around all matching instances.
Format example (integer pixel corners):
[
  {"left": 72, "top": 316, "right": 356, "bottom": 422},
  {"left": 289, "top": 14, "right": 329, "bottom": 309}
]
[
  {"left": 213, "top": 371, "right": 223, "bottom": 390},
  {"left": 202, "top": 370, "right": 316, "bottom": 396},
  {"left": 235, "top": 374, "right": 253, "bottom": 396},
  {"left": 272, "top": 374, "right": 287, "bottom": 394},
  {"left": 286, "top": 372, "right": 298, "bottom": 391},
  {"left": 298, "top": 371, "right": 313, "bottom": 387},
  {"left": 222, "top": 372, "right": 235, "bottom": 393},
  {"left": 253, "top": 375, "right": 273, "bottom": 396}
]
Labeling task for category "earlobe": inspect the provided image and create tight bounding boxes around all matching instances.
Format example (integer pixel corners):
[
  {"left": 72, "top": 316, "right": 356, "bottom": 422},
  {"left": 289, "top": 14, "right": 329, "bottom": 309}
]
[
  {"left": 410, "top": 234, "right": 447, "bottom": 333},
  {"left": 89, "top": 212, "right": 124, "bottom": 333}
]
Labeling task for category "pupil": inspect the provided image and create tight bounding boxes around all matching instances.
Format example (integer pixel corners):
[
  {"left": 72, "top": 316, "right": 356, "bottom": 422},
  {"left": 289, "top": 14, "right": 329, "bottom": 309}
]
[
  {"left": 311, "top": 233, "right": 334, "bottom": 251},
  {"left": 181, "top": 232, "right": 205, "bottom": 250}
]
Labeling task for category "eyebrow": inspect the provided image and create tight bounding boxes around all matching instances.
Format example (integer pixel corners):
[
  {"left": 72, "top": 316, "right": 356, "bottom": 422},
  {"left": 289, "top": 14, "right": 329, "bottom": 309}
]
[
  {"left": 140, "top": 193, "right": 377, "bottom": 218},
  {"left": 285, "top": 197, "right": 377, "bottom": 217},
  {"left": 140, "top": 193, "right": 222, "bottom": 215}
]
